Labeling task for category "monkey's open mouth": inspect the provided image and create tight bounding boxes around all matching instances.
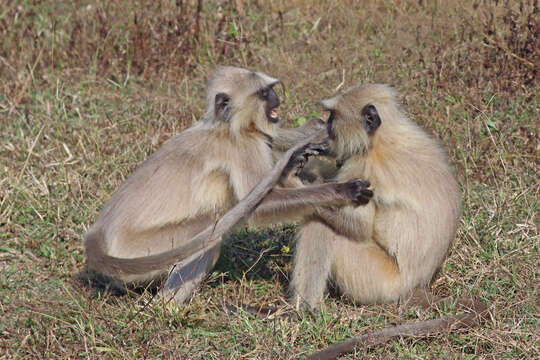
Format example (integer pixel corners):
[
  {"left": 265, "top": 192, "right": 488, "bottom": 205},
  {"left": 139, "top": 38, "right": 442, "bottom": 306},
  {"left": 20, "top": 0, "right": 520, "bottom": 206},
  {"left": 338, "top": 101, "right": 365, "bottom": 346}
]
[{"left": 267, "top": 108, "right": 280, "bottom": 123}]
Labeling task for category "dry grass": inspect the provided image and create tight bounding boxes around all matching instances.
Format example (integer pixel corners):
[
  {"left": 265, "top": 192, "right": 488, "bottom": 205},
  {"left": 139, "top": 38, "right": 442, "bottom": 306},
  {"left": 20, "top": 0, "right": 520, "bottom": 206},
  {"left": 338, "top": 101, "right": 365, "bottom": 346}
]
[{"left": 1, "top": 0, "right": 538, "bottom": 358}]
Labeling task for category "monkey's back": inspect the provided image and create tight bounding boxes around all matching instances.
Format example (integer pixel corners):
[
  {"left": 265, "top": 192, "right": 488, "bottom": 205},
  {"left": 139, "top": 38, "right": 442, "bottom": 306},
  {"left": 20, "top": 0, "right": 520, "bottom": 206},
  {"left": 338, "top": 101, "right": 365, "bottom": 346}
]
[
  {"left": 370, "top": 123, "right": 460, "bottom": 289},
  {"left": 85, "top": 126, "right": 238, "bottom": 258}
]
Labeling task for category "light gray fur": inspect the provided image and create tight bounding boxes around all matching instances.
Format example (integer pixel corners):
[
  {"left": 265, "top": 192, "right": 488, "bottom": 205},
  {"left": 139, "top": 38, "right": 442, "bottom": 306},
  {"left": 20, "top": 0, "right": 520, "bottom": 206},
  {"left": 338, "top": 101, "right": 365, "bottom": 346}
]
[{"left": 84, "top": 67, "right": 366, "bottom": 304}]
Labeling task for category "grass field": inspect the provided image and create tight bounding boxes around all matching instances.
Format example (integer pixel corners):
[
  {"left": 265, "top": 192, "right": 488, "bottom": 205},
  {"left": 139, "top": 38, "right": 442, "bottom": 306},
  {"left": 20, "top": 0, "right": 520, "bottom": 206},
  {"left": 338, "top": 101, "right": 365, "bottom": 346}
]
[{"left": 1, "top": 0, "right": 538, "bottom": 358}]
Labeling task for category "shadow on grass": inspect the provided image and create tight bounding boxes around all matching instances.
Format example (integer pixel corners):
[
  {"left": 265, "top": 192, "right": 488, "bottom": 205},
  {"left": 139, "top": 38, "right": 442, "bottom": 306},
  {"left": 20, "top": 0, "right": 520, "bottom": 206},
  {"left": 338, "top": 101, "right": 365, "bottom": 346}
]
[
  {"left": 73, "top": 224, "right": 298, "bottom": 299},
  {"left": 211, "top": 224, "right": 298, "bottom": 287}
]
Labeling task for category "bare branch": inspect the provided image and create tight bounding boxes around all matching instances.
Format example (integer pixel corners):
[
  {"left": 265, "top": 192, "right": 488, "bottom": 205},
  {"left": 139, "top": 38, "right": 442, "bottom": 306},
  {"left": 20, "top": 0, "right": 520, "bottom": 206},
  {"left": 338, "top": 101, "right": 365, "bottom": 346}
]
[{"left": 307, "top": 304, "right": 488, "bottom": 360}]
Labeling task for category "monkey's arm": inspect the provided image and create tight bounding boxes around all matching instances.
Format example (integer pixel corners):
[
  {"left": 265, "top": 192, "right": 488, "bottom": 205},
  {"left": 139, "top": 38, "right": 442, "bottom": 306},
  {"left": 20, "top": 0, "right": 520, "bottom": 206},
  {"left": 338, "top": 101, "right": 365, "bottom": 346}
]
[
  {"left": 273, "top": 118, "right": 327, "bottom": 152},
  {"left": 250, "top": 184, "right": 346, "bottom": 224},
  {"left": 250, "top": 180, "right": 371, "bottom": 226},
  {"left": 315, "top": 204, "right": 375, "bottom": 240}
]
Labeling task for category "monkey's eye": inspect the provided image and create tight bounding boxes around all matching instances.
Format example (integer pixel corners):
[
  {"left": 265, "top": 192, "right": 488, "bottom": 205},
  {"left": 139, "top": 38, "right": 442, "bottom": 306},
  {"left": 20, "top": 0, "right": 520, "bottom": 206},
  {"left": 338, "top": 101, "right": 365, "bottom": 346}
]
[{"left": 260, "top": 88, "right": 269, "bottom": 99}]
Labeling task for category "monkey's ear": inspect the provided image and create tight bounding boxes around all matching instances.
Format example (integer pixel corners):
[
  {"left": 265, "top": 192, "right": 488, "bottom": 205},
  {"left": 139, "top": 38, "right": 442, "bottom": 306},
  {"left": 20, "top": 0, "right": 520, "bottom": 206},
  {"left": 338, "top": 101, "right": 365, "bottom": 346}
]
[
  {"left": 215, "top": 93, "right": 232, "bottom": 122},
  {"left": 361, "top": 104, "right": 381, "bottom": 135}
]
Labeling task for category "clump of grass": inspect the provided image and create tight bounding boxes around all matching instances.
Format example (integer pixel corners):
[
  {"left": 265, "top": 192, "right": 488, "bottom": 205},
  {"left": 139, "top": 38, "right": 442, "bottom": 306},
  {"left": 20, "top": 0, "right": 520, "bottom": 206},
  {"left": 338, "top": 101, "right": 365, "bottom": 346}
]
[
  {"left": 0, "top": 0, "right": 253, "bottom": 98},
  {"left": 481, "top": 0, "right": 538, "bottom": 94},
  {"left": 423, "top": 0, "right": 538, "bottom": 107},
  {"left": 4, "top": 3, "right": 195, "bottom": 86}
]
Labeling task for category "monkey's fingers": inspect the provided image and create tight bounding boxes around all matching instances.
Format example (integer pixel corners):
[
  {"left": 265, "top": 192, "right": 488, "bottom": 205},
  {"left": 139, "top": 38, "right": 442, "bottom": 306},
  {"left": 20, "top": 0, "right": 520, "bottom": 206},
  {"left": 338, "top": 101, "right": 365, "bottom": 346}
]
[
  {"left": 356, "top": 179, "right": 370, "bottom": 188},
  {"left": 284, "top": 152, "right": 307, "bottom": 178},
  {"left": 293, "top": 158, "right": 307, "bottom": 176},
  {"left": 303, "top": 141, "right": 330, "bottom": 157},
  {"left": 348, "top": 179, "right": 371, "bottom": 189},
  {"left": 312, "top": 140, "right": 330, "bottom": 154},
  {"left": 355, "top": 189, "right": 373, "bottom": 205},
  {"left": 343, "top": 179, "right": 373, "bottom": 204},
  {"left": 284, "top": 131, "right": 329, "bottom": 177}
]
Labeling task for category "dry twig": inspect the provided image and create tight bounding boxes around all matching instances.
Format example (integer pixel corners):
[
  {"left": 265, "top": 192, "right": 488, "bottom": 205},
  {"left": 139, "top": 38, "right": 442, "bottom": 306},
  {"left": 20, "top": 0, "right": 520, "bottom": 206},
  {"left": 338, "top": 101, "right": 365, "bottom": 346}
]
[{"left": 308, "top": 302, "right": 488, "bottom": 360}]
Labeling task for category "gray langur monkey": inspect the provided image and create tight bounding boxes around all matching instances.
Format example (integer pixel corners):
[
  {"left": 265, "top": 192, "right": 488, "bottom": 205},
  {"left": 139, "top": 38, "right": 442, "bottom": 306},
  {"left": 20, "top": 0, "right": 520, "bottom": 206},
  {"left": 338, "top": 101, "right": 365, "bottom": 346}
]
[
  {"left": 84, "top": 66, "right": 373, "bottom": 303},
  {"left": 291, "top": 84, "right": 461, "bottom": 309}
]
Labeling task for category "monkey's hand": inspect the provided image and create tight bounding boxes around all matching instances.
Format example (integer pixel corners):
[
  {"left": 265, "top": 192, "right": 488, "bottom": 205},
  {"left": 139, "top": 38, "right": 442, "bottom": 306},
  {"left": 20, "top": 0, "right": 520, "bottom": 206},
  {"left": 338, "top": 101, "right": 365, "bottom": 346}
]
[
  {"left": 338, "top": 179, "right": 373, "bottom": 205},
  {"left": 284, "top": 141, "right": 330, "bottom": 178},
  {"left": 304, "top": 117, "right": 326, "bottom": 130}
]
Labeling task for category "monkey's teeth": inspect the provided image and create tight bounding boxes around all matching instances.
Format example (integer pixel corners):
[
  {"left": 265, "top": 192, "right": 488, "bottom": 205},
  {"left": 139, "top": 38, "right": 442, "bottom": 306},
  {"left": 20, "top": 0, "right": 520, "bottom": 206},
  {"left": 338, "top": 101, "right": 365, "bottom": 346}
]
[{"left": 270, "top": 110, "right": 278, "bottom": 118}]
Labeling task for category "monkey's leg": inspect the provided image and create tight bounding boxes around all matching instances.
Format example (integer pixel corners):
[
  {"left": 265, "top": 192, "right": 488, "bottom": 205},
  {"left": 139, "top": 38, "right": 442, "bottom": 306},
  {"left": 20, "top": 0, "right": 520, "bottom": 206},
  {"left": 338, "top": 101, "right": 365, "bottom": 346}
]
[
  {"left": 331, "top": 239, "right": 402, "bottom": 304},
  {"left": 110, "top": 216, "right": 212, "bottom": 259},
  {"left": 160, "top": 244, "right": 221, "bottom": 304},
  {"left": 291, "top": 221, "right": 335, "bottom": 309}
]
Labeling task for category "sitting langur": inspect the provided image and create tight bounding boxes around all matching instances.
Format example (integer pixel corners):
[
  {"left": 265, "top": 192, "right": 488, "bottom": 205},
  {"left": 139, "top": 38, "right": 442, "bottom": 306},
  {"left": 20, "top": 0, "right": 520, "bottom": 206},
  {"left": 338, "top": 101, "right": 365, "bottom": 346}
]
[
  {"left": 291, "top": 84, "right": 461, "bottom": 309},
  {"left": 84, "top": 66, "right": 372, "bottom": 303}
]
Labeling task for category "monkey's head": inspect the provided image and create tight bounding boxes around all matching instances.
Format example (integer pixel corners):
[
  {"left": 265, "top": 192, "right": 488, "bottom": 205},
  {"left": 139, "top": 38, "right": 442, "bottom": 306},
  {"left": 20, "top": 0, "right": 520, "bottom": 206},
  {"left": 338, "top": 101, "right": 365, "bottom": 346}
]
[
  {"left": 205, "top": 66, "right": 282, "bottom": 137},
  {"left": 321, "top": 84, "right": 402, "bottom": 161}
]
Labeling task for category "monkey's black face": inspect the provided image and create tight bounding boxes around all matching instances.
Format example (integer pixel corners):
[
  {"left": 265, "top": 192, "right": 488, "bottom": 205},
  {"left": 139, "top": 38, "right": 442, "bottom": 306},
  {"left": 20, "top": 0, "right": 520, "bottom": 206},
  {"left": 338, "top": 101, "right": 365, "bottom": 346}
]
[
  {"left": 324, "top": 110, "right": 342, "bottom": 159},
  {"left": 258, "top": 86, "right": 281, "bottom": 123},
  {"left": 326, "top": 104, "right": 381, "bottom": 141},
  {"left": 326, "top": 110, "right": 336, "bottom": 140}
]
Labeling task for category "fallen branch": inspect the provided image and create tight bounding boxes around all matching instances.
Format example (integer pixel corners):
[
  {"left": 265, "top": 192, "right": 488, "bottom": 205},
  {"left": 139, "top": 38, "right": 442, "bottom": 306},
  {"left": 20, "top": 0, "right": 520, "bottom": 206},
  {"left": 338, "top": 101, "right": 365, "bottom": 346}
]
[
  {"left": 307, "top": 305, "right": 487, "bottom": 360},
  {"left": 483, "top": 37, "right": 535, "bottom": 68}
]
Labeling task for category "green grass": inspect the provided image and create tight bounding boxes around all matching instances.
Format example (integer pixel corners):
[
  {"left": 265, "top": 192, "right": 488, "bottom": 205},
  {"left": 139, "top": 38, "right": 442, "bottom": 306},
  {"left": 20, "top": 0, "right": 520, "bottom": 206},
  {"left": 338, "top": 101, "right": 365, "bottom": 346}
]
[{"left": 1, "top": 0, "right": 538, "bottom": 358}]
